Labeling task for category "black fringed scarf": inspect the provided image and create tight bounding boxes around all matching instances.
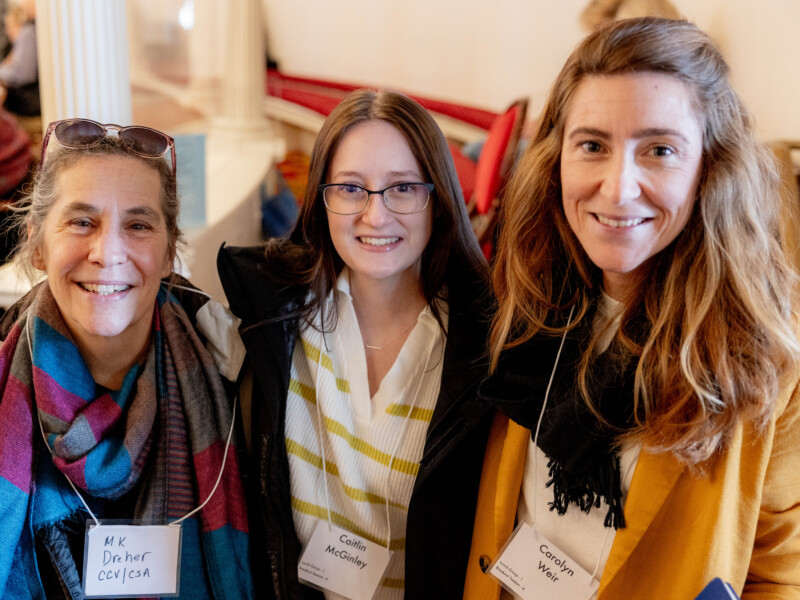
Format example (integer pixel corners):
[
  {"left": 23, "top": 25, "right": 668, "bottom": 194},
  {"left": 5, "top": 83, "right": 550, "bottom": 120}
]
[{"left": 481, "top": 300, "right": 646, "bottom": 529}]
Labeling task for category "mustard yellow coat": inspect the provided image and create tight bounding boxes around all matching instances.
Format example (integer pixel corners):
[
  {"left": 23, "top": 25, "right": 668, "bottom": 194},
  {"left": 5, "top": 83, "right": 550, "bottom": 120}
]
[{"left": 464, "top": 379, "right": 800, "bottom": 599}]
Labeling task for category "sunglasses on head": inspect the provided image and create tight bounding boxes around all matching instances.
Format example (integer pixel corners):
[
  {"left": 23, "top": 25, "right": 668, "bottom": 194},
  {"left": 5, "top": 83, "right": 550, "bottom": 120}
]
[{"left": 41, "top": 118, "right": 177, "bottom": 179}]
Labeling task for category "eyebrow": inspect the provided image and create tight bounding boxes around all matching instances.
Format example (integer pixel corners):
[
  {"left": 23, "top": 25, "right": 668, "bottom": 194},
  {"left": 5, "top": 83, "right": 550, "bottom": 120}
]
[
  {"left": 567, "top": 126, "right": 691, "bottom": 144},
  {"left": 60, "top": 202, "right": 162, "bottom": 220},
  {"left": 330, "top": 170, "right": 422, "bottom": 180},
  {"left": 125, "top": 206, "right": 162, "bottom": 220}
]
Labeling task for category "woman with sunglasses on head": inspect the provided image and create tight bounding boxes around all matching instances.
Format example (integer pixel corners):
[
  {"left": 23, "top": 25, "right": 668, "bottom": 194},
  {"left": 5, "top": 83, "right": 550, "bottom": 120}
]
[
  {"left": 0, "top": 120, "right": 253, "bottom": 599},
  {"left": 218, "top": 89, "right": 493, "bottom": 599},
  {"left": 464, "top": 18, "right": 800, "bottom": 599}
]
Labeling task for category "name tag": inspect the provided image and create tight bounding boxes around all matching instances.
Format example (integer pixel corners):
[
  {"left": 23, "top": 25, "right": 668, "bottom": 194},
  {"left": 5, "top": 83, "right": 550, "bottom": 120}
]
[
  {"left": 83, "top": 521, "right": 183, "bottom": 598},
  {"left": 489, "top": 522, "right": 599, "bottom": 600},
  {"left": 298, "top": 522, "right": 392, "bottom": 600}
]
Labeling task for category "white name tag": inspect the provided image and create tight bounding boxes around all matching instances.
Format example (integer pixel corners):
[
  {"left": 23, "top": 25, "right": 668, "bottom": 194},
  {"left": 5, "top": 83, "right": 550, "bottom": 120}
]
[
  {"left": 83, "top": 522, "right": 183, "bottom": 598},
  {"left": 489, "top": 522, "right": 599, "bottom": 600},
  {"left": 298, "top": 522, "right": 392, "bottom": 600}
]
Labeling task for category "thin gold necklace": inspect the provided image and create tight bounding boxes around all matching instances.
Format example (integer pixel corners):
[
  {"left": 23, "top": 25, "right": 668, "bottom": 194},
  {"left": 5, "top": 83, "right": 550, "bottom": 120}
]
[{"left": 363, "top": 318, "right": 418, "bottom": 350}]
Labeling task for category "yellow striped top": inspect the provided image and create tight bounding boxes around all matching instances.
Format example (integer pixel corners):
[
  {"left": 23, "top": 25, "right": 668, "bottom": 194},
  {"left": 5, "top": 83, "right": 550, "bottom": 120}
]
[{"left": 285, "top": 271, "right": 447, "bottom": 599}]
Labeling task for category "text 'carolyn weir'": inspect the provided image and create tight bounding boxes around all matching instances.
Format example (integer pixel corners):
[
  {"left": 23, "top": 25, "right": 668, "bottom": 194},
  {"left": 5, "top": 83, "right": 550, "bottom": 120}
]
[{"left": 537, "top": 544, "right": 575, "bottom": 583}]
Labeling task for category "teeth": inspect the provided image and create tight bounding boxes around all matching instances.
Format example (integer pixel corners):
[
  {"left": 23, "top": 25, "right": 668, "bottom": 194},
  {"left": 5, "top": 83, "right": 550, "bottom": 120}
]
[
  {"left": 596, "top": 214, "right": 646, "bottom": 228},
  {"left": 80, "top": 283, "right": 129, "bottom": 295},
  {"left": 360, "top": 237, "right": 399, "bottom": 246}
]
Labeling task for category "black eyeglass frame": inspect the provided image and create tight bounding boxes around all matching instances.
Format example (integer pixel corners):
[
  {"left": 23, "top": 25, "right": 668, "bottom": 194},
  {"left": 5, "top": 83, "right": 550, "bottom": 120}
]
[
  {"left": 41, "top": 118, "right": 177, "bottom": 180},
  {"left": 319, "top": 182, "right": 435, "bottom": 215}
]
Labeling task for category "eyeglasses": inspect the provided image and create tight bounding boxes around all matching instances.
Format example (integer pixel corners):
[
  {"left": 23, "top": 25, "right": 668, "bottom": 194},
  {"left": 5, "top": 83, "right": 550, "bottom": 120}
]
[
  {"left": 41, "top": 118, "right": 177, "bottom": 179},
  {"left": 319, "top": 182, "right": 434, "bottom": 215}
]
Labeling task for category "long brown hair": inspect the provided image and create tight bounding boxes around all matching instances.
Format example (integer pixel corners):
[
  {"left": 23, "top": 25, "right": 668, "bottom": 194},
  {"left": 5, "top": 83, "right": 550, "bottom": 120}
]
[
  {"left": 492, "top": 17, "right": 800, "bottom": 464},
  {"left": 263, "top": 88, "right": 488, "bottom": 330}
]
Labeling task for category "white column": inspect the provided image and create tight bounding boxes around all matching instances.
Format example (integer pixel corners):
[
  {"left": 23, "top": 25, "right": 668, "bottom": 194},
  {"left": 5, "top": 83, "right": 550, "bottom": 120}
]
[
  {"left": 36, "top": 0, "right": 132, "bottom": 128},
  {"left": 213, "top": 0, "right": 269, "bottom": 138},
  {"left": 184, "top": 0, "right": 224, "bottom": 115}
]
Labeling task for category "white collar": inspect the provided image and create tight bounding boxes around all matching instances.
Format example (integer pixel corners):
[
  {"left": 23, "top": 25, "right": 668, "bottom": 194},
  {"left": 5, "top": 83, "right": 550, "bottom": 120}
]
[{"left": 333, "top": 268, "right": 442, "bottom": 333}]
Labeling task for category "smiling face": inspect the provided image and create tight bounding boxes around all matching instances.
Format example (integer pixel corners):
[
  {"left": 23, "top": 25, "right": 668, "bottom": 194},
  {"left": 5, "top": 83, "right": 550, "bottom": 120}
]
[
  {"left": 560, "top": 73, "right": 704, "bottom": 299},
  {"left": 33, "top": 155, "right": 172, "bottom": 357},
  {"left": 326, "top": 119, "right": 433, "bottom": 291}
]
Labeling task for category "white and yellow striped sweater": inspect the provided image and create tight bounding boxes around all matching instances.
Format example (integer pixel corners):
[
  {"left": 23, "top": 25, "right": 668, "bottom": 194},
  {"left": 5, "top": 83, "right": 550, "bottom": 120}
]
[{"left": 286, "top": 273, "right": 447, "bottom": 599}]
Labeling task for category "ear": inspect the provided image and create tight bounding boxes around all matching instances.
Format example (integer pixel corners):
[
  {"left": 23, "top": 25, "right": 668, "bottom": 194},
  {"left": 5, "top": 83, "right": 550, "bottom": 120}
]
[{"left": 28, "top": 224, "right": 45, "bottom": 270}]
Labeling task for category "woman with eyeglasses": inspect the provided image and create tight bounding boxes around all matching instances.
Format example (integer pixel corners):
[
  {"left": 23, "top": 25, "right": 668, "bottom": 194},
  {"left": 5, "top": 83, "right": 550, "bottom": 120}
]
[
  {"left": 218, "top": 89, "right": 493, "bottom": 598},
  {"left": 464, "top": 18, "right": 800, "bottom": 599},
  {"left": 0, "top": 120, "right": 253, "bottom": 599}
]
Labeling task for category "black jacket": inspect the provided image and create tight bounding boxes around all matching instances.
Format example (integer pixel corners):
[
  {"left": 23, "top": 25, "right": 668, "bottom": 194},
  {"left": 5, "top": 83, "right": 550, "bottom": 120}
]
[{"left": 218, "top": 244, "right": 493, "bottom": 599}]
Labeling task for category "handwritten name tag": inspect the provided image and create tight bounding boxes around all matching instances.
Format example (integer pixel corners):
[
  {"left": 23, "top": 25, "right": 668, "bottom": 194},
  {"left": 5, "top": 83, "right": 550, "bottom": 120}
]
[
  {"left": 83, "top": 522, "right": 182, "bottom": 598},
  {"left": 489, "top": 522, "right": 599, "bottom": 600},
  {"left": 298, "top": 522, "right": 392, "bottom": 600}
]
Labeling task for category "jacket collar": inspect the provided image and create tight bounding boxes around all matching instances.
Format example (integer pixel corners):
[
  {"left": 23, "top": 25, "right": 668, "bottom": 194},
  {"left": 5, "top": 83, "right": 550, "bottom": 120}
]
[{"left": 599, "top": 450, "right": 684, "bottom": 592}]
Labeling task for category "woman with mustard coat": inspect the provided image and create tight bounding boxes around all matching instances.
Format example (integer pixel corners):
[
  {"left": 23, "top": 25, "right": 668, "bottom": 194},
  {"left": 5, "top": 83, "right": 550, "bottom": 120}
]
[{"left": 465, "top": 18, "right": 800, "bottom": 599}]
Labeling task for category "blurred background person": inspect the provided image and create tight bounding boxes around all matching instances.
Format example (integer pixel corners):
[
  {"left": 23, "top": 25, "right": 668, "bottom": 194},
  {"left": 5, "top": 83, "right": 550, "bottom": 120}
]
[
  {"left": 0, "top": 106, "right": 32, "bottom": 261},
  {"left": 580, "top": 0, "right": 681, "bottom": 30},
  {"left": 0, "top": 0, "right": 10, "bottom": 61},
  {"left": 0, "top": 0, "right": 39, "bottom": 117}
]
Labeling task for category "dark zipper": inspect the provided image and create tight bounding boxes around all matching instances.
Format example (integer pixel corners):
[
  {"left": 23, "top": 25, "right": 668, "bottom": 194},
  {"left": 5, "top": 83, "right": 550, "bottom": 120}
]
[{"left": 260, "top": 431, "right": 291, "bottom": 600}]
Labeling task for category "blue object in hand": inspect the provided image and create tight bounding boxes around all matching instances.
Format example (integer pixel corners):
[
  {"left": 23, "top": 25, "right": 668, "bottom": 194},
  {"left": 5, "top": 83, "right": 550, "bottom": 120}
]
[{"left": 694, "top": 578, "right": 739, "bottom": 600}]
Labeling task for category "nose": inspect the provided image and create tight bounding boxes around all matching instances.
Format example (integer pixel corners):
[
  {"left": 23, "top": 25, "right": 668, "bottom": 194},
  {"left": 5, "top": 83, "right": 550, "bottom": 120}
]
[
  {"left": 600, "top": 154, "right": 641, "bottom": 205},
  {"left": 360, "top": 192, "right": 393, "bottom": 226},
  {"left": 88, "top": 227, "right": 127, "bottom": 266}
]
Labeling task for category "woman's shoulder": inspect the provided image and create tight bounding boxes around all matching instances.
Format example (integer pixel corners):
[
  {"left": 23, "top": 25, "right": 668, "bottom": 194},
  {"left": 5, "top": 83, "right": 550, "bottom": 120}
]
[
  {"left": 0, "top": 283, "right": 38, "bottom": 341},
  {"left": 770, "top": 318, "right": 800, "bottom": 421},
  {"left": 775, "top": 367, "right": 800, "bottom": 426},
  {"left": 217, "top": 243, "right": 271, "bottom": 277},
  {"left": 217, "top": 242, "right": 307, "bottom": 323}
]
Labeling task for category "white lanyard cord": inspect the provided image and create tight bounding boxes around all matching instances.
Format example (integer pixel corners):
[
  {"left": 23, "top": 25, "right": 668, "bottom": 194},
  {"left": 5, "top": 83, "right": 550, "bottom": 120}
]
[
  {"left": 381, "top": 329, "right": 437, "bottom": 546},
  {"left": 158, "top": 279, "right": 240, "bottom": 524},
  {"left": 27, "top": 310, "right": 238, "bottom": 528},
  {"left": 312, "top": 314, "right": 438, "bottom": 549},
  {"left": 529, "top": 304, "right": 630, "bottom": 582},
  {"left": 172, "top": 394, "right": 237, "bottom": 525},
  {"left": 312, "top": 348, "right": 335, "bottom": 529},
  {"left": 164, "top": 281, "right": 212, "bottom": 300},
  {"left": 531, "top": 305, "right": 575, "bottom": 529}
]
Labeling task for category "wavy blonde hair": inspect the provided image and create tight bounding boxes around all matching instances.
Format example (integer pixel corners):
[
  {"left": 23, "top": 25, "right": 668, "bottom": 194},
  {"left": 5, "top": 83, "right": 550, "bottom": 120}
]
[{"left": 491, "top": 18, "right": 800, "bottom": 464}]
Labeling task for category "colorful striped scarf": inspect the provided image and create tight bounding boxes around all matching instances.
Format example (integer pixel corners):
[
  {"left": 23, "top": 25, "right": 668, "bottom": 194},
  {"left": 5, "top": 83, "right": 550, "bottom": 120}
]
[{"left": 0, "top": 282, "right": 253, "bottom": 599}]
